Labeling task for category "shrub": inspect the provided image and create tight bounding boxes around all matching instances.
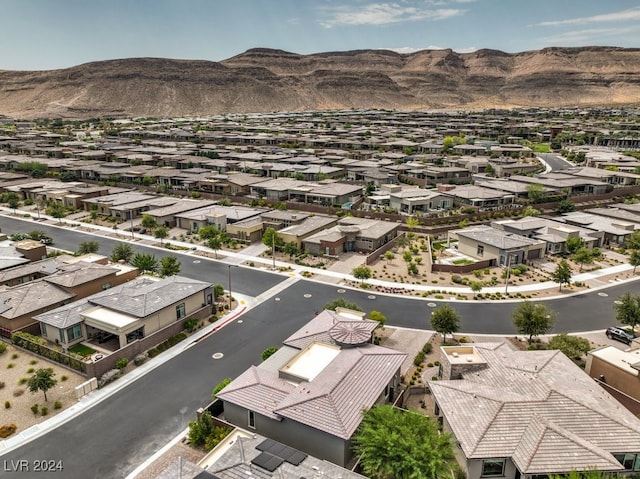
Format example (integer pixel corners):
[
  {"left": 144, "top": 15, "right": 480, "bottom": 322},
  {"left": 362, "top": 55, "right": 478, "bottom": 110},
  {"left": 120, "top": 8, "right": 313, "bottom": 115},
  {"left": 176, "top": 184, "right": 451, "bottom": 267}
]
[
  {"left": 11, "top": 353, "right": 18, "bottom": 359},
  {"left": 6, "top": 363, "right": 14, "bottom": 369},
  {"left": 451, "top": 274, "right": 463, "bottom": 284},
  {"left": 4, "top": 401, "right": 10, "bottom": 409},
  {"left": 98, "top": 369, "right": 121, "bottom": 388},
  {"left": 147, "top": 348, "right": 159, "bottom": 358},
  {"left": 29, "top": 359, "right": 38, "bottom": 365},
  {"left": 134, "top": 355, "right": 146, "bottom": 366},
  {"left": 422, "top": 343, "right": 433, "bottom": 354},
  {"left": 434, "top": 361, "right": 440, "bottom": 366},
  {"left": 53, "top": 401, "right": 62, "bottom": 410},
  {"left": 115, "top": 358, "right": 129, "bottom": 370},
  {"left": 31, "top": 404, "right": 39, "bottom": 415},
  {"left": 261, "top": 347, "right": 278, "bottom": 361},
  {"left": 18, "top": 377, "right": 27, "bottom": 385},
  {"left": 184, "top": 318, "right": 199, "bottom": 332},
  {"left": 0, "top": 424, "right": 17, "bottom": 439},
  {"left": 208, "top": 315, "right": 219, "bottom": 323},
  {"left": 13, "top": 388, "right": 24, "bottom": 397},
  {"left": 427, "top": 362, "right": 434, "bottom": 367},
  {"left": 0, "top": 381, "right": 4, "bottom": 389},
  {"left": 413, "top": 351, "right": 425, "bottom": 366},
  {"left": 0, "top": 343, "right": 6, "bottom": 354},
  {"left": 41, "top": 406, "right": 48, "bottom": 416},
  {"left": 61, "top": 375, "right": 68, "bottom": 382},
  {"left": 212, "top": 378, "right": 232, "bottom": 400},
  {"left": 431, "top": 376, "right": 439, "bottom": 381}
]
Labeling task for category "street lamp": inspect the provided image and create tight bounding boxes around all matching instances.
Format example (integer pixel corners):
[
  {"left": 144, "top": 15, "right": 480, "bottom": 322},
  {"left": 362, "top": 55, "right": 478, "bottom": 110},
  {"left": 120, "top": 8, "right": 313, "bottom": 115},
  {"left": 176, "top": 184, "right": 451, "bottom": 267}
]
[
  {"left": 504, "top": 249, "right": 520, "bottom": 294},
  {"left": 227, "top": 265, "right": 237, "bottom": 311}
]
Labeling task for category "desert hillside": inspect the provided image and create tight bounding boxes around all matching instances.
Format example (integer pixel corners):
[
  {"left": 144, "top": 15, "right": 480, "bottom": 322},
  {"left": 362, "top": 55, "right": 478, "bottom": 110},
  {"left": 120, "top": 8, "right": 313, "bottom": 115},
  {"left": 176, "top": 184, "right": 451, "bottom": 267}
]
[{"left": 1, "top": 46, "right": 640, "bottom": 118}]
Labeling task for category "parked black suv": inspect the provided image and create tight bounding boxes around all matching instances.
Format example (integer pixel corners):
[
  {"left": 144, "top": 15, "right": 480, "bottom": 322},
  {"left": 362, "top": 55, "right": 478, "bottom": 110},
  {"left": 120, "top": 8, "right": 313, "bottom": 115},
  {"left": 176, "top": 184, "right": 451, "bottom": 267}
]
[{"left": 606, "top": 326, "right": 634, "bottom": 345}]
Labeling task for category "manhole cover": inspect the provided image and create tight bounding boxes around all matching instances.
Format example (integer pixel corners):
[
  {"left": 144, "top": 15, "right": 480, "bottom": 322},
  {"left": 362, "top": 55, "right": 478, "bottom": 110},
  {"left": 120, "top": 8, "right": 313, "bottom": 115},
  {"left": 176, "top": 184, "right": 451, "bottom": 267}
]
[
  {"left": 304, "top": 294, "right": 312, "bottom": 298},
  {"left": 614, "top": 300, "right": 623, "bottom": 305},
  {"left": 427, "top": 302, "right": 437, "bottom": 308},
  {"left": 237, "top": 320, "right": 243, "bottom": 324},
  {"left": 212, "top": 353, "right": 224, "bottom": 360},
  {"left": 337, "top": 289, "right": 346, "bottom": 294},
  {"left": 598, "top": 292, "right": 608, "bottom": 297},
  {"left": 192, "top": 260, "right": 201, "bottom": 264},
  {"left": 367, "top": 295, "right": 376, "bottom": 300},
  {"left": 275, "top": 297, "right": 280, "bottom": 301}
]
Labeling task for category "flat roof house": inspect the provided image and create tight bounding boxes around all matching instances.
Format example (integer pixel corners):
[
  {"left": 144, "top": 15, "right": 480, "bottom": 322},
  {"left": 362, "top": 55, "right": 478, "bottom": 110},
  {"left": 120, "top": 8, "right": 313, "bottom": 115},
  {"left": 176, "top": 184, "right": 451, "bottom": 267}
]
[
  {"left": 216, "top": 309, "right": 406, "bottom": 467},
  {"left": 430, "top": 343, "right": 640, "bottom": 479}
]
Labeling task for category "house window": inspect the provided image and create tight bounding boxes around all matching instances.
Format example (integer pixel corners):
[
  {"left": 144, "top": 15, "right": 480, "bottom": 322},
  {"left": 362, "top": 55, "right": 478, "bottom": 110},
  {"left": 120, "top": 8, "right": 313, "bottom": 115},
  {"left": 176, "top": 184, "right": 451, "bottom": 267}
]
[
  {"left": 248, "top": 410, "right": 255, "bottom": 429},
  {"left": 477, "top": 245, "right": 484, "bottom": 256},
  {"left": 176, "top": 303, "right": 186, "bottom": 320},
  {"left": 481, "top": 459, "right": 506, "bottom": 477},
  {"left": 614, "top": 453, "right": 640, "bottom": 471},
  {"left": 66, "top": 325, "right": 82, "bottom": 342},
  {"left": 59, "top": 329, "right": 65, "bottom": 343},
  {"left": 40, "top": 323, "right": 47, "bottom": 337}
]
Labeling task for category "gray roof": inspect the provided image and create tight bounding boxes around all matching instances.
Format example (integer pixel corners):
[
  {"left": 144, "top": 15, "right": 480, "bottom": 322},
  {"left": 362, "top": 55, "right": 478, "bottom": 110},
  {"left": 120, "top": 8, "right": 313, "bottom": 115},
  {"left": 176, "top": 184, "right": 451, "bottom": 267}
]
[
  {"left": 283, "top": 310, "right": 378, "bottom": 349},
  {"left": 43, "top": 263, "right": 119, "bottom": 288},
  {"left": 0, "top": 281, "right": 75, "bottom": 318},
  {"left": 456, "top": 225, "right": 544, "bottom": 250},
  {"left": 429, "top": 343, "right": 640, "bottom": 475},
  {"left": 90, "top": 275, "right": 210, "bottom": 317}
]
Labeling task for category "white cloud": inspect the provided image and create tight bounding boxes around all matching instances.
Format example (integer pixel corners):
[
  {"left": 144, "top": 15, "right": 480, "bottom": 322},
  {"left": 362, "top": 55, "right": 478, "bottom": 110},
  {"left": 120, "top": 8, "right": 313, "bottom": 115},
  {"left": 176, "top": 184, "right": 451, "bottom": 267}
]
[
  {"left": 319, "top": 2, "right": 466, "bottom": 28},
  {"left": 536, "top": 7, "right": 640, "bottom": 27},
  {"left": 541, "top": 26, "right": 638, "bottom": 45}
]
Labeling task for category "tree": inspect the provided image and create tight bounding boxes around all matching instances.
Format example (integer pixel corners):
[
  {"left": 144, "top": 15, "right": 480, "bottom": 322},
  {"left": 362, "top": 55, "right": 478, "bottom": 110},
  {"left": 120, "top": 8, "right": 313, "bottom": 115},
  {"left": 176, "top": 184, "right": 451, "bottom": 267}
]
[
  {"left": 154, "top": 226, "right": 169, "bottom": 245},
  {"left": 207, "top": 236, "right": 222, "bottom": 259},
  {"left": 6, "top": 192, "right": 20, "bottom": 213},
  {"left": 197, "top": 225, "right": 220, "bottom": 241},
  {"left": 522, "top": 206, "right": 540, "bottom": 217},
  {"left": 262, "top": 227, "right": 281, "bottom": 249},
  {"left": 111, "top": 243, "right": 134, "bottom": 263},
  {"left": 564, "top": 236, "right": 583, "bottom": 254},
  {"left": 353, "top": 405, "right": 454, "bottom": 479},
  {"left": 406, "top": 216, "right": 419, "bottom": 231},
  {"left": 626, "top": 230, "right": 640, "bottom": 250},
  {"left": 27, "top": 368, "right": 57, "bottom": 402},
  {"left": 131, "top": 253, "right": 158, "bottom": 273},
  {"left": 368, "top": 310, "right": 387, "bottom": 328},
  {"left": 614, "top": 292, "right": 640, "bottom": 332},
  {"left": 573, "top": 247, "right": 595, "bottom": 272},
  {"left": 470, "top": 281, "right": 483, "bottom": 293},
  {"left": 47, "top": 202, "right": 66, "bottom": 223},
  {"left": 352, "top": 265, "right": 372, "bottom": 284},
  {"left": 629, "top": 249, "right": 640, "bottom": 274},
  {"left": 548, "top": 334, "right": 591, "bottom": 361},
  {"left": 402, "top": 250, "right": 413, "bottom": 263},
  {"left": 323, "top": 298, "right": 362, "bottom": 312},
  {"left": 430, "top": 304, "right": 460, "bottom": 343},
  {"left": 395, "top": 234, "right": 410, "bottom": 251},
  {"left": 556, "top": 199, "right": 575, "bottom": 213},
  {"left": 140, "top": 214, "right": 157, "bottom": 230},
  {"left": 159, "top": 256, "right": 181, "bottom": 277},
  {"left": 526, "top": 183, "right": 545, "bottom": 203},
  {"left": 384, "top": 251, "right": 394, "bottom": 263},
  {"left": 283, "top": 242, "right": 298, "bottom": 258},
  {"left": 213, "top": 283, "right": 225, "bottom": 299},
  {"left": 551, "top": 259, "right": 572, "bottom": 291},
  {"left": 513, "top": 300, "right": 556, "bottom": 343},
  {"left": 77, "top": 240, "right": 100, "bottom": 255}
]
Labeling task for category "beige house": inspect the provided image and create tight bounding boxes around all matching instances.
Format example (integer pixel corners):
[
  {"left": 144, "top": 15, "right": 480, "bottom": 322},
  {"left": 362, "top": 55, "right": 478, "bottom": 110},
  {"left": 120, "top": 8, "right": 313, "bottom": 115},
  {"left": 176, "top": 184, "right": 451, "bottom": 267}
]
[
  {"left": 586, "top": 342, "right": 640, "bottom": 410},
  {"left": 430, "top": 343, "right": 640, "bottom": 478},
  {"left": 34, "top": 275, "right": 212, "bottom": 349}
]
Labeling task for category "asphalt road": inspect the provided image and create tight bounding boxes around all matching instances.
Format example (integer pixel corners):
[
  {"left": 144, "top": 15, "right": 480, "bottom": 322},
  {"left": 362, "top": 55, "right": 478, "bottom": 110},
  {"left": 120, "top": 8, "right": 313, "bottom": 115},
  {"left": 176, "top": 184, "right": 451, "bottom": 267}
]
[
  {"left": 539, "top": 153, "right": 573, "bottom": 171},
  {"left": 1, "top": 214, "right": 640, "bottom": 478},
  {"left": 0, "top": 216, "right": 283, "bottom": 297}
]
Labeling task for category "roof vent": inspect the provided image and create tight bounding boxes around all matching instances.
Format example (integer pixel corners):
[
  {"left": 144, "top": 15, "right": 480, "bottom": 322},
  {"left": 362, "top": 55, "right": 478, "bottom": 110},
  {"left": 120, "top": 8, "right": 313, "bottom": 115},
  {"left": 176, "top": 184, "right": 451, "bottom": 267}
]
[
  {"left": 452, "top": 352, "right": 459, "bottom": 358},
  {"left": 466, "top": 357, "right": 473, "bottom": 362}
]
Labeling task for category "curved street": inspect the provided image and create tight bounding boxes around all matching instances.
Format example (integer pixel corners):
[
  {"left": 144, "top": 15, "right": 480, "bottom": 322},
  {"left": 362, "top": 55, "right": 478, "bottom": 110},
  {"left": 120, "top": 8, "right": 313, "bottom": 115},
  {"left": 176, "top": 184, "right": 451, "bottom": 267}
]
[{"left": 0, "top": 214, "right": 639, "bottom": 478}]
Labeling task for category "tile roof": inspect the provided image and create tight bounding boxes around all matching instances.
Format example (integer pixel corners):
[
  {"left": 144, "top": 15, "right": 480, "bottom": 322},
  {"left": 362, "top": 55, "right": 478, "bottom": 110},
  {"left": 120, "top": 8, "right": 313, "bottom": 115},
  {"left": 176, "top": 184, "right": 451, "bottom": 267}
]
[
  {"left": 90, "top": 275, "right": 210, "bottom": 317},
  {"left": 429, "top": 343, "right": 640, "bottom": 474},
  {"left": 43, "top": 263, "right": 118, "bottom": 288},
  {"left": 0, "top": 281, "right": 75, "bottom": 318},
  {"left": 283, "top": 310, "right": 378, "bottom": 349}
]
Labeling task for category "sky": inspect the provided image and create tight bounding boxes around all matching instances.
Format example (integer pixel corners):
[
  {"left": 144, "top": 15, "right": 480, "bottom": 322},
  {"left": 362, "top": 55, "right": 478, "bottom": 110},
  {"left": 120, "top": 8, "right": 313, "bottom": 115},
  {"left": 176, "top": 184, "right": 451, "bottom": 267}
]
[{"left": 2, "top": 0, "right": 640, "bottom": 70}]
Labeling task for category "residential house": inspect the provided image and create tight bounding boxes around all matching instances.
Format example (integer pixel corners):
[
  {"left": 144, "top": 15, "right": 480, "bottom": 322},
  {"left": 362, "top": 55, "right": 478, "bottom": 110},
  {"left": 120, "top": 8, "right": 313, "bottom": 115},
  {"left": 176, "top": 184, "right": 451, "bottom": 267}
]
[
  {"left": 217, "top": 309, "right": 406, "bottom": 467},
  {"left": 440, "top": 184, "right": 515, "bottom": 209},
  {"left": 35, "top": 275, "right": 212, "bottom": 350},
  {"left": 278, "top": 215, "right": 338, "bottom": 249},
  {"left": 388, "top": 188, "right": 452, "bottom": 215},
  {"left": 430, "top": 343, "right": 640, "bottom": 479},
  {"left": 451, "top": 225, "right": 546, "bottom": 265},
  {"left": 556, "top": 212, "right": 637, "bottom": 246},
  {"left": 144, "top": 199, "right": 217, "bottom": 227},
  {"left": 176, "top": 205, "right": 264, "bottom": 233},
  {"left": 586, "top": 342, "right": 640, "bottom": 413},
  {"left": 302, "top": 217, "right": 399, "bottom": 256},
  {"left": 0, "top": 258, "right": 137, "bottom": 337}
]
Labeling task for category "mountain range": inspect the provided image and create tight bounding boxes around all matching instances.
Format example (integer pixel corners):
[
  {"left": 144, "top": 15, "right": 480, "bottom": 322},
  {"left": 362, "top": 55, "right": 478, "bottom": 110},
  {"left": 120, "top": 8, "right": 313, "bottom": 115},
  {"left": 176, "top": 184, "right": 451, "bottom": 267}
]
[{"left": 1, "top": 46, "right": 639, "bottom": 119}]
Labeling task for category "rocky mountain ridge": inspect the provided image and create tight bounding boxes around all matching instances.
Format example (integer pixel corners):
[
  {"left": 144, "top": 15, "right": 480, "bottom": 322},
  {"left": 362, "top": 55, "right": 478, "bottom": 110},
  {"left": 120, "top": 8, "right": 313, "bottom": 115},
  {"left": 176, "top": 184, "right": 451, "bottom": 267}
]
[{"left": 1, "top": 46, "right": 639, "bottom": 118}]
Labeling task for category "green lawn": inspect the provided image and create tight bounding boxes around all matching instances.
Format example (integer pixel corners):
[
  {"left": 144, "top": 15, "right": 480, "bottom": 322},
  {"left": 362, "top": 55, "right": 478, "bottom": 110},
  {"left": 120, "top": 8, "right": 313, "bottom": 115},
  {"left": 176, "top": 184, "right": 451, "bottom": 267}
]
[
  {"left": 452, "top": 259, "right": 474, "bottom": 265},
  {"left": 69, "top": 343, "right": 97, "bottom": 357},
  {"left": 531, "top": 143, "right": 551, "bottom": 153}
]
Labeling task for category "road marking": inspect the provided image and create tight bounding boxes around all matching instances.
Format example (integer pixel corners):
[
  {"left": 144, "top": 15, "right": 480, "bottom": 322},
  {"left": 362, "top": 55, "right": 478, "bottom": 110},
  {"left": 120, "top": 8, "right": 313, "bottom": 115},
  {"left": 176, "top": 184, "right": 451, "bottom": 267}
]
[
  {"left": 304, "top": 293, "right": 312, "bottom": 298},
  {"left": 212, "top": 353, "right": 224, "bottom": 360}
]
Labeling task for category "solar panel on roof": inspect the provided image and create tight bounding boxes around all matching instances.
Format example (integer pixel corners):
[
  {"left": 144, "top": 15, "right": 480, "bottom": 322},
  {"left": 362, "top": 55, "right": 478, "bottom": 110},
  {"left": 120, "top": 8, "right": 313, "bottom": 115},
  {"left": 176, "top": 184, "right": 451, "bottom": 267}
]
[
  {"left": 251, "top": 451, "right": 284, "bottom": 472},
  {"left": 255, "top": 438, "right": 308, "bottom": 466}
]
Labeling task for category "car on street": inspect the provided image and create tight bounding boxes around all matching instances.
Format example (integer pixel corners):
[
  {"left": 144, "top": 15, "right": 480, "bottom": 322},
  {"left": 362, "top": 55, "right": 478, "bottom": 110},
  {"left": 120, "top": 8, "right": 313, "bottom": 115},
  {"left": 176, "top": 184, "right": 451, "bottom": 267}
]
[{"left": 606, "top": 326, "right": 634, "bottom": 345}]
